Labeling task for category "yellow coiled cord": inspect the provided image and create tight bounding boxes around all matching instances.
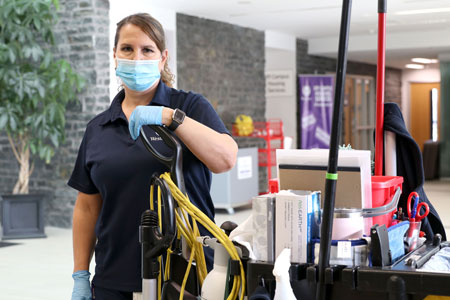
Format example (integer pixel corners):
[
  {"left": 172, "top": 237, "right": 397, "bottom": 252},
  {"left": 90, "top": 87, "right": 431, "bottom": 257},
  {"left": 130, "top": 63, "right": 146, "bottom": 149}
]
[{"left": 150, "top": 172, "right": 246, "bottom": 300}]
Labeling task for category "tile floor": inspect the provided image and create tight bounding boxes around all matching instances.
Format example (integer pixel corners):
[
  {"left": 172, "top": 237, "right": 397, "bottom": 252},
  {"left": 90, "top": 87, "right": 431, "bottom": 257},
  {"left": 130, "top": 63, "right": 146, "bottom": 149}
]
[{"left": 0, "top": 179, "right": 448, "bottom": 300}]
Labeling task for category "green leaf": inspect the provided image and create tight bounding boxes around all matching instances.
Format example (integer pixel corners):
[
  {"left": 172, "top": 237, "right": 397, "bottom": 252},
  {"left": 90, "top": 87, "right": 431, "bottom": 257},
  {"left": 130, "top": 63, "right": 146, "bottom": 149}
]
[
  {"left": 46, "top": 148, "right": 54, "bottom": 164},
  {"left": 31, "top": 45, "right": 43, "bottom": 61},
  {"left": 29, "top": 142, "right": 36, "bottom": 154},
  {"left": 9, "top": 115, "right": 17, "bottom": 131},
  {"left": 40, "top": 52, "right": 52, "bottom": 68},
  {"left": 36, "top": 82, "right": 45, "bottom": 98},
  {"left": 23, "top": 46, "right": 31, "bottom": 59},
  {"left": 33, "top": 17, "right": 41, "bottom": 30},
  {"left": 8, "top": 48, "right": 16, "bottom": 63},
  {"left": 50, "top": 132, "right": 58, "bottom": 147},
  {"left": 0, "top": 113, "right": 7, "bottom": 129},
  {"left": 52, "top": 0, "right": 59, "bottom": 10}
]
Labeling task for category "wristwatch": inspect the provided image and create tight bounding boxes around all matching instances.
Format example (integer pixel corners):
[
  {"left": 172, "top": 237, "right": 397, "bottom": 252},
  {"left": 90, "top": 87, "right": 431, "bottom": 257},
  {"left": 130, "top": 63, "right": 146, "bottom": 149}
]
[{"left": 168, "top": 108, "right": 186, "bottom": 131}]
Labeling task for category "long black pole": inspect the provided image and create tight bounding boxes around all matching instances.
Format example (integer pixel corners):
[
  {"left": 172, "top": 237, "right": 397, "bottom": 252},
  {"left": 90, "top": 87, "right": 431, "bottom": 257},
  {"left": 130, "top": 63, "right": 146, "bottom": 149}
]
[{"left": 316, "top": 0, "right": 352, "bottom": 299}]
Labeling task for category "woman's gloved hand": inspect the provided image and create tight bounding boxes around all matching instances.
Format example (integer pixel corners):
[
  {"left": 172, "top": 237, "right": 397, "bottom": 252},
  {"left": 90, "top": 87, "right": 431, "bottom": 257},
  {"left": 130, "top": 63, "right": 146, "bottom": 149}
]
[
  {"left": 129, "top": 105, "right": 164, "bottom": 140},
  {"left": 71, "top": 270, "right": 92, "bottom": 300}
]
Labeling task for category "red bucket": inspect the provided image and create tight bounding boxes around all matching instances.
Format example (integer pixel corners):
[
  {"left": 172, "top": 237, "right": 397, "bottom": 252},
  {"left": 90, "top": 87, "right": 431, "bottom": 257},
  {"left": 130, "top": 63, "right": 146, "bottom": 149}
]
[{"left": 371, "top": 175, "right": 403, "bottom": 228}]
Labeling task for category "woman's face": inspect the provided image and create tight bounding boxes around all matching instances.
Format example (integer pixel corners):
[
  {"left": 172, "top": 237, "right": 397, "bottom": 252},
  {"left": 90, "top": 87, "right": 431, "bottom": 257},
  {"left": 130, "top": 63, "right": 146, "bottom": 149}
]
[{"left": 114, "top": 23, "right": 167, "bottom": 72}]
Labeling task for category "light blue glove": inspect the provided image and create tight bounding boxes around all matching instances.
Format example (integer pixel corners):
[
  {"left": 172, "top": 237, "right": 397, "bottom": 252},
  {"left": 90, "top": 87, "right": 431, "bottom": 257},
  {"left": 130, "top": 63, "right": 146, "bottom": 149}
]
[
  {"left": 129, "top": 105, "right": 164, "bottom": 140},
  {"left": 71, "top": 270, "right": 92, "bottom": 300}
]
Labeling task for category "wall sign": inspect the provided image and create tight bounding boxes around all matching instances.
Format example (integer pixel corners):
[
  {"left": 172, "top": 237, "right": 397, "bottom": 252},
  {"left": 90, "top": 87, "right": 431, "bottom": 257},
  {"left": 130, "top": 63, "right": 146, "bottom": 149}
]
[
  {"left": 266, "top": 70, "right": 294, "bottom": 97},
  {"left": 237, "top": 156, "right": 252, "bottom": 180}
]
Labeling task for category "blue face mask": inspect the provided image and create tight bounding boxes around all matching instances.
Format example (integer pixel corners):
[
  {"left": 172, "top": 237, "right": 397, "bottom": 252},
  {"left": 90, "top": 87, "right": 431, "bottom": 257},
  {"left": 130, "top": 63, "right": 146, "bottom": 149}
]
[{"left": 115, "top": 58, "right": 161, "bottom": 92}]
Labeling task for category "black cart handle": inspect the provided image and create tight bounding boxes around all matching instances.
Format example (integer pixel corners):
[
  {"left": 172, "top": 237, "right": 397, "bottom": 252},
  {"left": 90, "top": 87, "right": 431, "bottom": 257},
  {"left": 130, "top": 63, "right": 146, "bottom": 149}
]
[{"left": 139, "top": 125, "right": 186, "bottom": 195}]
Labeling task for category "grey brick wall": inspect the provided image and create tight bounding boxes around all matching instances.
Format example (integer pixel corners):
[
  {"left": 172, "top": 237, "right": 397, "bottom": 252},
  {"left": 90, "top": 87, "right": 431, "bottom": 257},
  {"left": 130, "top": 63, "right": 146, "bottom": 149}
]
[
  {"left": 0, "top": 0, "right": 110, "bottom": 227},
  {"left": 176, "top": 13, "right": 266, "bottom": 126},
  {"left": 176, "top": 14, "right": 269, "bottom": 193}
]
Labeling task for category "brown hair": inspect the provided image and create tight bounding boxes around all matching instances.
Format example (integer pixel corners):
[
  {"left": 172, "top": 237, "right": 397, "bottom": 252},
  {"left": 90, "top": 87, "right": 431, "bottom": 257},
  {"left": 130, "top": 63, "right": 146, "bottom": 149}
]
[{"left": 114, "top": 13, "right": 175, "bottom": 87}]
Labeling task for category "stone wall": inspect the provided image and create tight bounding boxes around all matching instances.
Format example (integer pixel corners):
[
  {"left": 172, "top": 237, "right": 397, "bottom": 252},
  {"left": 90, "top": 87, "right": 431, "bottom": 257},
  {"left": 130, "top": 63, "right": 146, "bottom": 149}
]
[
  {"left": 0, "top": 0, "right": 110, "bottom": 227},
  {"left": 176, "top": 14, "right": 269, "bottom": 192},
  {"left": 176, "top": 13, "right": 266, "bottom": 126}
]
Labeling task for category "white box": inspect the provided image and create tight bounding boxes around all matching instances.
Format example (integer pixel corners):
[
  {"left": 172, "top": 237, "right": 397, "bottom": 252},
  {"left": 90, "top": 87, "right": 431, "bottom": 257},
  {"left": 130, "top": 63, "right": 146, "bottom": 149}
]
[
  {"left": 275, "top": 190, "right": 320, "bottom": 263},
  {"left": 252, "top": 194, "right": 276, "bottom": 262}
]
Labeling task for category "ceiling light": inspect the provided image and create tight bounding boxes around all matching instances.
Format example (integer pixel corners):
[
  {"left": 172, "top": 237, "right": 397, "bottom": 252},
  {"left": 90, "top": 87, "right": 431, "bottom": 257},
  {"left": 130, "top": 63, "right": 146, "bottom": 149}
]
[
  {"left": 395, "top": 7, "right": 450, "bottom": 15},
  {"left": 411, "top": 58, "right": 439, "bottom": 64},
  {"left": 405, "top": 64, "right": 425, "bottom": 69}
]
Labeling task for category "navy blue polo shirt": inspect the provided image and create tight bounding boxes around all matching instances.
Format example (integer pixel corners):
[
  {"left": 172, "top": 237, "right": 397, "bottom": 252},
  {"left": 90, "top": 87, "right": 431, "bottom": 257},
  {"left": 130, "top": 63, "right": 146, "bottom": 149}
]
[{"left": 68, "top": 81, "right": 229, "bottom": 292}]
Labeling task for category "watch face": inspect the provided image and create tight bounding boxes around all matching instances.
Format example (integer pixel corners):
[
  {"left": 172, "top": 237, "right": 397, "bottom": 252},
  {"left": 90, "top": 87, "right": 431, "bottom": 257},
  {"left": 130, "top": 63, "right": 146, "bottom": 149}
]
[{"left": 173, "top": 109, "right": 185, "bottom": 123}]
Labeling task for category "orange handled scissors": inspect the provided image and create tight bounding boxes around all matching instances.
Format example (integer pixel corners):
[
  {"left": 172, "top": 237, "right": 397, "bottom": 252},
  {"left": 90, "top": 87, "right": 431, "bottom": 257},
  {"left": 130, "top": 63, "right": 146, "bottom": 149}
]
[{"left": 407, "top": 192, "right": 430, "bottom": 222}]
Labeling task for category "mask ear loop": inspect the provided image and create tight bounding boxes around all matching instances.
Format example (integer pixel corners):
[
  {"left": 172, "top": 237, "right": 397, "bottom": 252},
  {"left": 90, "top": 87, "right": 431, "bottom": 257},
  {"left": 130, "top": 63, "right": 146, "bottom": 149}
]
[
  {"left": 114, "top": 57, "right": 125, "bottom": 91},
  {"left": 116, "top": 77, "right": 124, "bottom": 91}
]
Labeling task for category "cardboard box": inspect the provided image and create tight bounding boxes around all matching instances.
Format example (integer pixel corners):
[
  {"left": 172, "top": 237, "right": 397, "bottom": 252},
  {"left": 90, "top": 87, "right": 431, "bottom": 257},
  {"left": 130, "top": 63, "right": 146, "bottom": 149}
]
[{"left": 276, "top": 149, "right": 372, "bottom": 210}]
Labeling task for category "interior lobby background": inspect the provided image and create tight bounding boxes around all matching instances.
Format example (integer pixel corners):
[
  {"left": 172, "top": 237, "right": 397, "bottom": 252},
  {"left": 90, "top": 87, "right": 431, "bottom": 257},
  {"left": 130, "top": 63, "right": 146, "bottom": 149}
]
[{"left": 1, "top": 0, "right": 444, "bottom": 228}]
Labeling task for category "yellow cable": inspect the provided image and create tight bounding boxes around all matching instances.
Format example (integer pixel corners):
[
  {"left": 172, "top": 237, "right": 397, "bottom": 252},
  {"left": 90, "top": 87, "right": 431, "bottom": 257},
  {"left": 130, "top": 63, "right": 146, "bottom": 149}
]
[
  {"left": 158, "top": 256, "right": 162, "bottom": 300},
  {"left": 180, "top": 207, "right": 194, "bottom": 237},
  {"left": 173, "top": 209, "right": 199, "bottom": 299},
  {"left": 174, "top": 211, "right": 193, "bottom": 247},
  {"left": 191, "top": 220, "right": 207, "bottom": 283},
  {"left": 149, "top": 173, "right": 246, "bottom": 300},
  {"left": 157, "top": 186, "right": 162, "bottom": 300},
  {"left": 150, "top": 185, "right": 155, "bottom": 210},
  {"left": 163, "top": 175, "right": 244, "bottom": 300},
  {"left": 157, "top": 187, "right": 162, "bottom": 229},
  {"left": 160, "top": 172, "right": 246, "bottom": 300},
  {"left": 179, "top": 240, "right": 196, "bottom": 300},
  {"left": 165, "top": 248, "right": 173, "bottom": 281}
]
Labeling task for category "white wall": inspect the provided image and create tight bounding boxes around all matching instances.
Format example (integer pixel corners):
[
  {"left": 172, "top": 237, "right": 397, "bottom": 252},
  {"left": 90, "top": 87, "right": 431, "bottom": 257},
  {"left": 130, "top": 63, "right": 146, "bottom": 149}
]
[
  {"left": 401, "top": 66, "right": 440, "bottom": 130},
  {"left": 265, "top": 30, "right": 297, "bottom": 149},
  {"left": 109, "top": 1, "right": 177, "bottom": 100},
  {"left": 265, "top": 30, "right": 296, "bottom": 52}
]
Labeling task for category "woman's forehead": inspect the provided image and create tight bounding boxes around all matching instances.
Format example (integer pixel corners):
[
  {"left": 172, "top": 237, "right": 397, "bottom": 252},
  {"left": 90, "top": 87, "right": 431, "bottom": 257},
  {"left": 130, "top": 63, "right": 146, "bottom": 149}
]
[{"left": 118, "top": 24, "right": 156, "bottom": 46}]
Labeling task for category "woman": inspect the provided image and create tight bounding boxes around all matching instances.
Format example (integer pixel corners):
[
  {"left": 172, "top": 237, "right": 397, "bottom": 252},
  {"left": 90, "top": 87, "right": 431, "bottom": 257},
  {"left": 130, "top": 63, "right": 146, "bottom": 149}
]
[{"left": 70, "top": 13, "right": 238, "bottom": 300}]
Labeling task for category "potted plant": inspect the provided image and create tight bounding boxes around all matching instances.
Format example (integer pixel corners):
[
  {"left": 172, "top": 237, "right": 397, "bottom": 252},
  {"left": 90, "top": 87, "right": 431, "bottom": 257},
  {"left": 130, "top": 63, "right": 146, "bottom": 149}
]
[{"left": 0, "top": 0, "right": 84, "bottom": 238}]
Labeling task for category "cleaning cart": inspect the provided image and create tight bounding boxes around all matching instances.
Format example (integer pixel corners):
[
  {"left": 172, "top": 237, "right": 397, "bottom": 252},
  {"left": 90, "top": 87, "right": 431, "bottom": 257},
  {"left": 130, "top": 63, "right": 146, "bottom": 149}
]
[
  {"left": 138, "top": 125, "right": 246, "bottom": 300},
  {"left": 138, "top": 1, "right": 450, "bottom": 299},
  {"left": 247, "top": 0, "right": 450, "bottom": 299}
]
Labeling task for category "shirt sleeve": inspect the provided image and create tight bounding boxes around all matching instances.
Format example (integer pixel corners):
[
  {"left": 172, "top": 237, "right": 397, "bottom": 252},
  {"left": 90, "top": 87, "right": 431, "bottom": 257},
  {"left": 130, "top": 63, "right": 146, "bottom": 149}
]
[
  {"left": 67, "top": 129, "right": 99, "bottom": 194},
  {"left": 185, "top": 94, "right": 230, "bottom": 135}
]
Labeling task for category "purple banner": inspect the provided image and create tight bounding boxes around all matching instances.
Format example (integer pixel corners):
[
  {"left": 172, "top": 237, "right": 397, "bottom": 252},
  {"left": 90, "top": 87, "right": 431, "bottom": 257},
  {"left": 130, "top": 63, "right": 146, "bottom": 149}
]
[{"left": 299, "top": 75, "right": 334, "bottom": 149}]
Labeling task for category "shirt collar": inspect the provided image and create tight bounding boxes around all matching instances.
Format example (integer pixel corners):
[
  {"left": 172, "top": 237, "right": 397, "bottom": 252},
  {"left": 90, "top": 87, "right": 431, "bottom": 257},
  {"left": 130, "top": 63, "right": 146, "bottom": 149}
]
[
  {"left": 98, "top": 89, "right": 126, "bottom": 125},
  {"left": 99, "top": 81, "right": 172, "bottom": 126},
  {"left": 149, "top": 81, "right": 171, "bottom": 106}
]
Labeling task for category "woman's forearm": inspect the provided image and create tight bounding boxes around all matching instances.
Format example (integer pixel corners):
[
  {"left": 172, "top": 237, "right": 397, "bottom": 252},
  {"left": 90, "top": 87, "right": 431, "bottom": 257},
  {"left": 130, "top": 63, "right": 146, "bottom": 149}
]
[
  {"left": 72, "top": 192, "right": 102, "bottom": 273},
  {"left": 162, "top": 108, "right": 238, "bottom": 173}
]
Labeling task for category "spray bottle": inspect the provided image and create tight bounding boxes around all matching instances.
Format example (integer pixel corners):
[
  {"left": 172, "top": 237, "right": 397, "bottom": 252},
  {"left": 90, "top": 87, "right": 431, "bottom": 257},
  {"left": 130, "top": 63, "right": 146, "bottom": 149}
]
[
  {"left": 273, "top": 248, "right": 297, "bottom": 300},
  {"left": 198, "top": 236, "right": 230, "bottom": 300}
]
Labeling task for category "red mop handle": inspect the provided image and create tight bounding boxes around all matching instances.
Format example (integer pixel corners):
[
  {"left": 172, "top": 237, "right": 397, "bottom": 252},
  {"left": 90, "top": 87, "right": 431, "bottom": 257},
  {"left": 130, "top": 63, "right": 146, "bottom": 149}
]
[{"left": 375, "top": 0, "right": 386, "bottom": 176}]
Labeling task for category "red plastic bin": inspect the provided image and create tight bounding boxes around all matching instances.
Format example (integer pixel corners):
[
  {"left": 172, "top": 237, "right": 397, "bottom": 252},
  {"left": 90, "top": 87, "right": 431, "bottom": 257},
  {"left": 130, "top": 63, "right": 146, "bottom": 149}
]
[{"left": 371, "top": 175, "right": 403, "bottom": 228}]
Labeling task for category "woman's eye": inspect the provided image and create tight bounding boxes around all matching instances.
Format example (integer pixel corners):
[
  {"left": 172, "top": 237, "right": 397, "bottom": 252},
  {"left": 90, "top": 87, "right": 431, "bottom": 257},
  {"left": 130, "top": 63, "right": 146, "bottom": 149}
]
[
  {"left": 143, "top": 48, "right": 154, "bottom": 53},
  {"left": 121, "top": 46, "right": 132, "bottom": 52}
]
